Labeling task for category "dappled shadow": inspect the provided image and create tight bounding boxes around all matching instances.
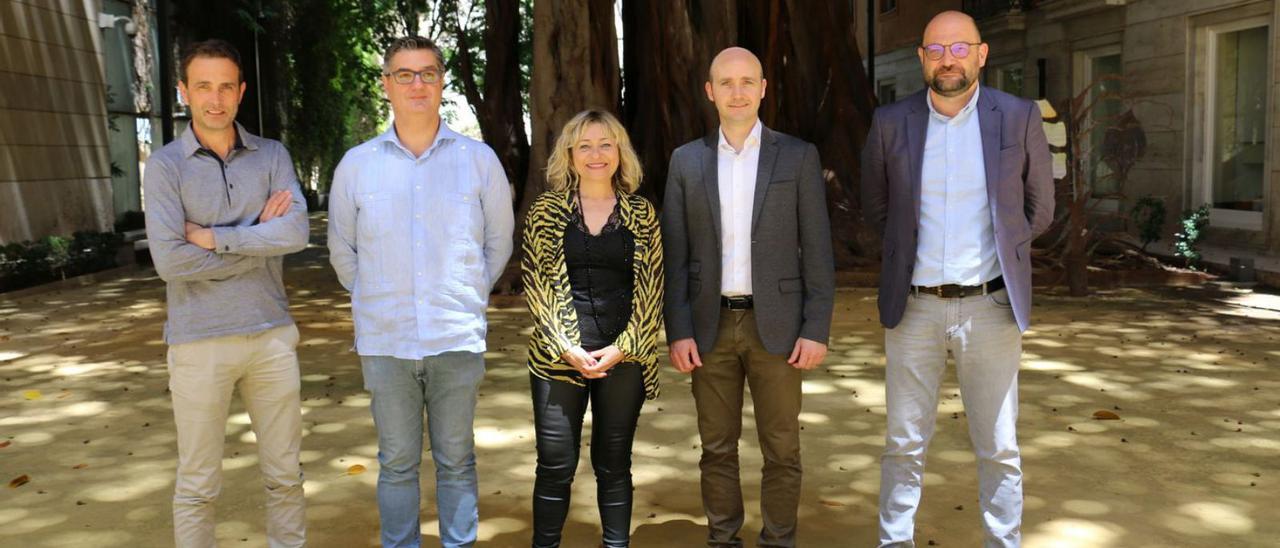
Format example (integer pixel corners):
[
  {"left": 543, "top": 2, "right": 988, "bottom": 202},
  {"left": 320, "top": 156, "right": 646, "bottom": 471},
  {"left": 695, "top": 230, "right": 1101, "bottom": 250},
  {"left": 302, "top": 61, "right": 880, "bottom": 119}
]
[{"left": 2, "top": 215, "right": 1278, "bottom": 546}]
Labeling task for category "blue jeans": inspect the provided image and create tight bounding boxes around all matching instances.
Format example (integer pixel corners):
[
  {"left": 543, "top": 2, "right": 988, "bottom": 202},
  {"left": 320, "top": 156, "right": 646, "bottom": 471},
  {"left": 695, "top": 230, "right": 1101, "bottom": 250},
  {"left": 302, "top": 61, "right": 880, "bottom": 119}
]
[{"left": 361, "top": 352, "right": 486, "bottom": 548}]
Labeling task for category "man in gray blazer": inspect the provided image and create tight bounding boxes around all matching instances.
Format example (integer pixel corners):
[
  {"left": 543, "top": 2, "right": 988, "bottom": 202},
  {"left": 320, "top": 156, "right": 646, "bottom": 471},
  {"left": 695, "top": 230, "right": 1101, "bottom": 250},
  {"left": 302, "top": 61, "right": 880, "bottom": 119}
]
[
  {"left": 663, "top": 46, "right": 836, "bottom": 548},
  {"left": 860, "top": 11, "right": 1054, "bottom": 548}
]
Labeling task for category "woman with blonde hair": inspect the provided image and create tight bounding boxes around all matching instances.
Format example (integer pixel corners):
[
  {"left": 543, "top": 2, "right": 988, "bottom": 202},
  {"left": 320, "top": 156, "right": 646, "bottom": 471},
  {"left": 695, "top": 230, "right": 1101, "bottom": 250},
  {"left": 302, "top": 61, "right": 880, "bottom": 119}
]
[{"left": 521, "top": 109, "right": 663, "bottom": 547}]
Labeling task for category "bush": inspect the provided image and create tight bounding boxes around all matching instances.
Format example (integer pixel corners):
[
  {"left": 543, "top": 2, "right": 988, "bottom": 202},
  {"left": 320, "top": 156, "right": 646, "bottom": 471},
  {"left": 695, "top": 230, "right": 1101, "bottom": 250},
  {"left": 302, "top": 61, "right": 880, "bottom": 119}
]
[
  {"left": 0, "top": 231, "right": 124, "bottom": 292},
  {"left": 1129, "top": 195, "right": 1166, "bottom": 251},
  {"left": 1173, "top": 205, "right": 1210, "bottom": 270}
]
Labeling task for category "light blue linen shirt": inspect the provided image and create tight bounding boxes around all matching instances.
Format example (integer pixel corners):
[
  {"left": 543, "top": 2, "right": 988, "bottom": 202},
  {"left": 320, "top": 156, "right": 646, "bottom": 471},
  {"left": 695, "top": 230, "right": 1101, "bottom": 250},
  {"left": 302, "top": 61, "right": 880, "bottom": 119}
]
[
  {"left": 328, "top": 123, "right": 514, "bottom": 359},
  {"left": 914, "top": 86, "right": 1001, "bottom": 287}
]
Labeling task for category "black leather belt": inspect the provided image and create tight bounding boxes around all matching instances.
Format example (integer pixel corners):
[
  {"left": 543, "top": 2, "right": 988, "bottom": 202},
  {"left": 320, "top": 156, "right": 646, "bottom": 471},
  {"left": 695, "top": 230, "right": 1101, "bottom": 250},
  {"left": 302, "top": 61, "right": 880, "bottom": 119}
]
[
  {"left": 721, "top": 295, "right": 754, "bottom": 310},
  {"left": 912, "top": 276, "right": 1005, "bottom": 298}
]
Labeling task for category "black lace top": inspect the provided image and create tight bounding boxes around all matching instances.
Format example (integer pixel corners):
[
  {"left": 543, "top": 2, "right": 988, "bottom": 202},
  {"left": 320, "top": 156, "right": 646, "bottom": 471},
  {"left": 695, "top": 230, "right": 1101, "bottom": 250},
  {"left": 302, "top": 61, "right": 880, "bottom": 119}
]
[{"left": 563, "top": 194, "right": 635, "bottom": 351}]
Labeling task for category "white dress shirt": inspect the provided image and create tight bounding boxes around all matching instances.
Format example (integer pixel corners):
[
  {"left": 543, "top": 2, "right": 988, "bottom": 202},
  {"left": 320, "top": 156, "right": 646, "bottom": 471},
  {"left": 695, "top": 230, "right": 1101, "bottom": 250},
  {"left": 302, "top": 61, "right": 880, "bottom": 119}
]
[
  {"left": 914, "top": 87, "right": 1001, "bottom": 286},
  {"left": 717, "top": 120, "right": 763, "bottom": 296}
]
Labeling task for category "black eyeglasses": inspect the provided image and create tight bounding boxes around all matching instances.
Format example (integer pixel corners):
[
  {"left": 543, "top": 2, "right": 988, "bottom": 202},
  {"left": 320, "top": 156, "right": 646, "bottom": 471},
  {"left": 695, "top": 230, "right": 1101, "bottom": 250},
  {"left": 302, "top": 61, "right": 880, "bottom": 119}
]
[
  {"left": 920, "top": 42, "right": 982, "bottom": 61},
  {"left": 383, "top": 68, "right": 442, "bottom": 85}
]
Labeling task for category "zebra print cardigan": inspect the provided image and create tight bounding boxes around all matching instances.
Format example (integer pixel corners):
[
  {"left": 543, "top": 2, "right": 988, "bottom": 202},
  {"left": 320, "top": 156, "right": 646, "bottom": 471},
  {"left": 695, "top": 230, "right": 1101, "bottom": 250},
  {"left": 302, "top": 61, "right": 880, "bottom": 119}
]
[{"left": 521, "top": 190, "right": 664, "bottom": 399}]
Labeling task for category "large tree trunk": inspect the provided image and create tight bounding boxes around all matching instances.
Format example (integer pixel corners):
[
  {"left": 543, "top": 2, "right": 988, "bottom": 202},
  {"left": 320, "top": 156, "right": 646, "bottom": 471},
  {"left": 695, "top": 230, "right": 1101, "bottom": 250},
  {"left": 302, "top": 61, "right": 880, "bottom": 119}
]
[
  {"left": 453, "top": 0, "right": 531, "bottom": 205},
  {"left": 526, "top": 0, "right": 620, "bottom": 206},
  {"left": 621, "top": 0, "right": 736, "bottom": 202},
  {"left": 498, "top": 0, "right": 620, "bottom": 292}
]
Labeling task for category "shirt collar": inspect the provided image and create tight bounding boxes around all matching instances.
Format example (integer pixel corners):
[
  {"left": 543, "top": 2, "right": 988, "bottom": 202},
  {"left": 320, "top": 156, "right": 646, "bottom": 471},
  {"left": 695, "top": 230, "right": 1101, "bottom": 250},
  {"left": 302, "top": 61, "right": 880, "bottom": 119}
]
[
  {"left": 181, "top": 122, "right": 256, "bottom": 157},
  {"left": 926, "top": 85, "right": 981, "bottom": 123},
  {"left": 717, "top": 119, "right": 763, "bottom": 154},
  {"left": 379, "top": 120, "right": 459, "bottom": 159}
]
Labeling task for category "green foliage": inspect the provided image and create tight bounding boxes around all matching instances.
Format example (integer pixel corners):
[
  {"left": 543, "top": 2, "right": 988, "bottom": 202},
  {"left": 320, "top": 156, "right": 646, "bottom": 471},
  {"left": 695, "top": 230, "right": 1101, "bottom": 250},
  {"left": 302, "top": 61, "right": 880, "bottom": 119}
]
[
  {"left": 282, "top": 0, "right": 398, "bottom": 192},
  {"left": 1173, "top": 205, "right": 1210, "bottom": 270},
  {"left": 438, "top": 0, "right": 534, "bottom": 123},
  {"left": 175, "top": 1, "right": 535, "bottom": 192},
  {"left": 1128, "top": 195, "right": 1166, "bottom": 251},
  {"left": 0, "top": 232, "right": 125, "bottom": 292}
]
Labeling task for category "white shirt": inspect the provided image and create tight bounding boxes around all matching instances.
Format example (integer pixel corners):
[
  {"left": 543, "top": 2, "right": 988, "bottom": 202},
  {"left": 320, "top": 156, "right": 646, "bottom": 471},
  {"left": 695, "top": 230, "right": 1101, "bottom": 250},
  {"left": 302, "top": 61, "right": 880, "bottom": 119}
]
[
  {"left": 717, "top": 120, "right": 763, "bottom": 296},
  {"left": 914, "top": 87, "right": 1001, "bottom": 286}
]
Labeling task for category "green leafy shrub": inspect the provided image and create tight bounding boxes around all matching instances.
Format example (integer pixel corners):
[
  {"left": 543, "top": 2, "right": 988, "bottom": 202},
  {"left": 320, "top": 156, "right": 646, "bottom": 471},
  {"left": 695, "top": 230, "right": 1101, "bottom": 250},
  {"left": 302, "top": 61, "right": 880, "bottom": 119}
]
[
  {"left": 0, "top": 231, "right": 124, "bottom": 292},
  {"left": 1129, "top": 195, "right": 1166, "bottom": 251},
  {"left": 1173, "top": 205, "right": 1210, "bottom": 270}
]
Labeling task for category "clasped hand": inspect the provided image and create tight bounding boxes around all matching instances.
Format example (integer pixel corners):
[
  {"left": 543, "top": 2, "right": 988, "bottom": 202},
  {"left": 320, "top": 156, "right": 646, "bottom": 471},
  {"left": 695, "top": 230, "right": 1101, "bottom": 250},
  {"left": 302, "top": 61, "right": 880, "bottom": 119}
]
[{"left": 561, "top": 345, "right": 624, "bottom": 379}]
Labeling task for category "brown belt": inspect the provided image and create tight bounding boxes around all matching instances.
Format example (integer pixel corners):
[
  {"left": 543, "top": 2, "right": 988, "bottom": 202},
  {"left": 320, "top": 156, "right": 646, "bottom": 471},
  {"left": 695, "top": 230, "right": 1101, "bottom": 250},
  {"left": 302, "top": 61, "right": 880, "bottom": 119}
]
[{"left": 911, "top": 276, "right": 1005, "bottom": 298}]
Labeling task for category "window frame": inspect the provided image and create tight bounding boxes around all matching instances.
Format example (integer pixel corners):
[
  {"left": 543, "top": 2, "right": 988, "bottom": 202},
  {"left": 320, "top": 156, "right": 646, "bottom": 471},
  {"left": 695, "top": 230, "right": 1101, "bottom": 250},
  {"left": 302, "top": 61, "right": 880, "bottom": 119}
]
[{"left": 1198, "top": 15, "right": 1272, "bottom": 231}]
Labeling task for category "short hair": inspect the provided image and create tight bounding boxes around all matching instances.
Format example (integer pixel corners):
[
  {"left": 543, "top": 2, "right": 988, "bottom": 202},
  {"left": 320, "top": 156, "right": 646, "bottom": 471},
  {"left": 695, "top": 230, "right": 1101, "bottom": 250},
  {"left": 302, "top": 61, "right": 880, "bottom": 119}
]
[
  {"left": 383, "top": 36, "right": 446, "bottom": 72},
  {"left": 180, "top": 39, "right": 242, "bottom": 84},
  {"left": 545, "top": 110, "right": 644, "bottom": 194}
]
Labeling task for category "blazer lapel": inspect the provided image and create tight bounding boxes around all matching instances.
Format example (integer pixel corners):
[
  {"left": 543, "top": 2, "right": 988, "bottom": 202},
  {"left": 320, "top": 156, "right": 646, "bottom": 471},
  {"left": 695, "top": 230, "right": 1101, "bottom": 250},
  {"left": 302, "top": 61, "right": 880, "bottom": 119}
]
[
  {"left": 700, "top": 133, "right": 723, "bottom": 242},
  {"left": 906, "top": 94, "right": 929, "bottom": 223},
  {"left": 977, "top": 87, "right": 1002, "bottom": 212},
  {"left": 751, "top": 127, "right": 780, "bottom": 236}
]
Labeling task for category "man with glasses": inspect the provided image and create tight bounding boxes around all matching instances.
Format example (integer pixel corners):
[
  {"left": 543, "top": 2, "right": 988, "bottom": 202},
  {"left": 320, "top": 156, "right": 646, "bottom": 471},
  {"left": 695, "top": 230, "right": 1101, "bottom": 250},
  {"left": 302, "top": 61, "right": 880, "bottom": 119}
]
[
  {"left": 328, "top": 36, "right": 513, "bottom": 548},
  {"left": 860, "top": 11, "right": 1054, "bottom": 547}
]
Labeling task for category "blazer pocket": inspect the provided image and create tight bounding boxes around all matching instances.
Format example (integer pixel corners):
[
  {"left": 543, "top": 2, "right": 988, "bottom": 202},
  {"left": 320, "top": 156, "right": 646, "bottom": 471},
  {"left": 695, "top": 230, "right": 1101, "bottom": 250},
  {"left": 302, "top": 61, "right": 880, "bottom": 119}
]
[
  {"left": 778, "top": 277, "right": 803, "bottom": 294},
  {"left": 689, "top": 261, "right": 702, "bottom": 277}
]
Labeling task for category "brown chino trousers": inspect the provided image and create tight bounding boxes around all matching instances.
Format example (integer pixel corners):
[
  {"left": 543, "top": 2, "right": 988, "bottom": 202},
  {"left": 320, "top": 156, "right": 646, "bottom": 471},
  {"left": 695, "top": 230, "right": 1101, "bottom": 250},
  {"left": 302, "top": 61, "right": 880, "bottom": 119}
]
[{"left": 692, "top": 307, "right": 804, "bottom": 548}]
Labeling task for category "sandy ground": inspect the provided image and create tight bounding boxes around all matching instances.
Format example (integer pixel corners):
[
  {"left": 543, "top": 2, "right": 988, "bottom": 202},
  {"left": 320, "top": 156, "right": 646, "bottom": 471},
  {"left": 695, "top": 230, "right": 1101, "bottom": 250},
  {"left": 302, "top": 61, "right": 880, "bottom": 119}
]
[{"left": 2, "top": 215, "right": 1279, "bottom": 547}]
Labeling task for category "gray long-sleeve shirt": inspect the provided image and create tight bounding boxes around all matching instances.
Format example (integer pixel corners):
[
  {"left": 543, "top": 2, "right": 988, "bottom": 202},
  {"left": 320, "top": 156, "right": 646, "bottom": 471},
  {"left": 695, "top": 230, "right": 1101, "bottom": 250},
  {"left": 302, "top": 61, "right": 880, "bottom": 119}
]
[{"left": 143, "top": 123, "right": 309, "bottom": 345}]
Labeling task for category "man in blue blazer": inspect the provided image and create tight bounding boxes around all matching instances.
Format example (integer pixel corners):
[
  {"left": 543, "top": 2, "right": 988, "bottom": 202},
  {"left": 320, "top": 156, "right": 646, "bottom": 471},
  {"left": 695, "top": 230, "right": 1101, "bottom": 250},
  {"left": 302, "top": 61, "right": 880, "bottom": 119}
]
[{"left": 860, "top": 10, "right": 1055, "bottom": 547}]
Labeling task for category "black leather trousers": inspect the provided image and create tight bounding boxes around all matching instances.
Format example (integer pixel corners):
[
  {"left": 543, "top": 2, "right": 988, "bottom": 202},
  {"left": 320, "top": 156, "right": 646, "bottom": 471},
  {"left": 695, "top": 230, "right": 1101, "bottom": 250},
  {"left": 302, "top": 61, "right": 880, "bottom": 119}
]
[{"left": 530, "top": 364, "right": 645, "bottom": 548}]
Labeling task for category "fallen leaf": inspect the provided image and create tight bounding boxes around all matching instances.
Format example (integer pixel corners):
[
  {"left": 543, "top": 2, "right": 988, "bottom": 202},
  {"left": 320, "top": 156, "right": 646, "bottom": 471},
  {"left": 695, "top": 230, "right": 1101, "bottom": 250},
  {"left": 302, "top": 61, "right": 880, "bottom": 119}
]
[
  {"left": 9, "top": 475, "right": 29, "bottom": 488},
  {"left": 23, "top": 390, "right": 41, "bottom": 400},
  {"left": 0, "top": 441, "right": 10, "bottom": 449},
  {"left": 345, "top": 464, "right": 366, "bottom": 476},
  {"left": 819, "top": 499, "right": 845, "bottom": 507},
  {"left": 72, "top": 464, "right": 88, "bottom": 470},
  {"left": 1092, "top": 410, "right": 1120, "bottom": 420}
]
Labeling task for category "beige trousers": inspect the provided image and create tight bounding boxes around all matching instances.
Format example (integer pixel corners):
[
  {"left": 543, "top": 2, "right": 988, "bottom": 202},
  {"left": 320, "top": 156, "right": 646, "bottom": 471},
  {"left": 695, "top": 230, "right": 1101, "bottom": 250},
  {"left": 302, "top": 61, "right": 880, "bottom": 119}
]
[{"left": 167, "top": 323, "right": 305, "bottom": 548}]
